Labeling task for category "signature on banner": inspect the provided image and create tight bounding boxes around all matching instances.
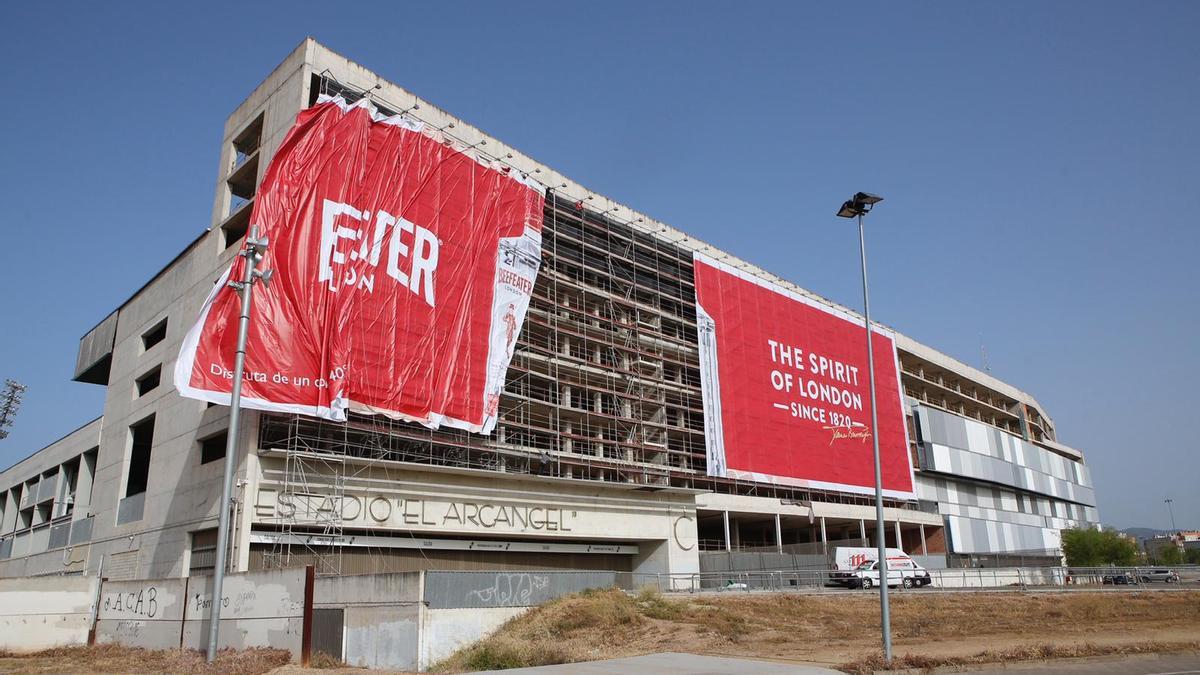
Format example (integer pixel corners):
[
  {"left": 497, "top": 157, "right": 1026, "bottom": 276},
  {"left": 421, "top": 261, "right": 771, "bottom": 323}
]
[{"left": 823, "top": 424, "right": 872, "bottom": 445}]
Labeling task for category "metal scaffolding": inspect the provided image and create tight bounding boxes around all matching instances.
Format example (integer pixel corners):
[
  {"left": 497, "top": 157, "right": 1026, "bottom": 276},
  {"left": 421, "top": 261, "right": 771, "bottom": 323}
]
[
  {"left": 252, "top": 77, "right": 920, "bottom": 572},
  {"left": 254, "top": 194, "right": 901, "bottom": 573}
]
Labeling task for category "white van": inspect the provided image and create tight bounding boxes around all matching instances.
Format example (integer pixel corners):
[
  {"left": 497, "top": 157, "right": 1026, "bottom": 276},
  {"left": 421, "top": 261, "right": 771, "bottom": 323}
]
[
  {"left": 839, "top": 558, "right": 932, "bottom": 589},
  {"left": 831, "top": 546, "right": 908, "bottom": 571},
  {"left": 829, "top": 548, "right": 932, "bottom": 588}
]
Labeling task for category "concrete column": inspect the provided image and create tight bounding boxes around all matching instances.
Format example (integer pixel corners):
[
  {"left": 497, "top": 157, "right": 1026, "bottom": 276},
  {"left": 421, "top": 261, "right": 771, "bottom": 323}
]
[
  {"left": 774, "top": 514, "right": 783, "bottom": 554},
  {"left": 723, "top": 511, "right": 732, "bottom": 552},
  {"left": 859, "top": 519, "right": 867, "bottom": 545},
  {"left": 632, "top": 526, "right": 699, "bottom": 586},
  {"left": 894, "top": 521, "right": 903, "bottom": 551},
  {"left": 820, "top": 517, "right": 828, "bottom": 556},
  {"left": 71, "top": 451, "right": 97, "bottom": 524},
  {"left": 53, "top": 464, "right": 69, "bottom": 519},
  {"left": 920, "top": 524, "right": 928, "bottom": 555},
  {"left": 1, "top": 489, "right": 16, "bottom": 533}
]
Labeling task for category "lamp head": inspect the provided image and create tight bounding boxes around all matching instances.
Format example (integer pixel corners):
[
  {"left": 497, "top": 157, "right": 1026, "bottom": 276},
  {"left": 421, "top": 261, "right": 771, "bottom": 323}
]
[{"left": 835, "top": 192, "right": 884, "bottom": 218}]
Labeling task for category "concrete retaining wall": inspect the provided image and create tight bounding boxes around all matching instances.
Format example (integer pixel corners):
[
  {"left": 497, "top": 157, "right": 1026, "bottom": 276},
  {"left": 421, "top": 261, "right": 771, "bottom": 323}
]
[
  {"left": 0, "top": 575, "right": 97, "bottom": 652},
  {"left": 315, "top": 571, "right": 421, "bottom": 605},
  {"left": 181, "top": 568, "right": 311, "bottom": 659},
  {"left": 0, "top": 565, "right": 1088, "bottom": 670},
  {"left": 419, "top": 606, "right": 527, "bottom": 670},
  {"left": 424, "top": 570, "right": 617, "bottom": 609},
  {"left": 92, "top": 568, "right": 313, "bottom": 660},
  {"left": 314, "top": 572, "right": 423, "bottom": 670},
  {"left": 345, "top": 604, "right": 421, "bottom": 670},
  {"left": 95, "top": 577, "right": 187, "bottom": 649},
  {"left": 310, "top": 571, "right": 608, "bottom": 670}
]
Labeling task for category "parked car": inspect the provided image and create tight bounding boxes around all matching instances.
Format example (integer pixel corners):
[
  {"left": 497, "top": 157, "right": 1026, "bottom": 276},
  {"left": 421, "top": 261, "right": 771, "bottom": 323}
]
[
  {"left": 836, "top": 559, "right": 933, "bottom": 589},
  {"left": 1138, "top": 569, "right": 1180, "bottom": 583},
  {"left": 1102, "top": 571, "right": 1136, "bottom": 585}
]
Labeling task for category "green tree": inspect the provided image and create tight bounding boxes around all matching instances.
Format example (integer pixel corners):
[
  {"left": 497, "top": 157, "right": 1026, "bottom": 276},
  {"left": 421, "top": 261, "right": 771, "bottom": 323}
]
[
  {"left": 1185, "top": 548, "right": 1200, "bottom": 565},
  {"left": 1156, "top": 545, "right": 1184, "bottom": 566},
  {"left": 1061, "top": 528, "right": 1138, "bottom": 566}
]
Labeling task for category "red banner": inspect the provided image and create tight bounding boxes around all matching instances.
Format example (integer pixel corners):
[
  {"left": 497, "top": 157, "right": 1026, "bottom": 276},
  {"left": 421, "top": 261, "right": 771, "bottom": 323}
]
[
  {"left": 694, "top": 254, "right": 914, "bottom": 497},
  {"left": 176, "top": 97, "right": 545, "bottom": 433}
]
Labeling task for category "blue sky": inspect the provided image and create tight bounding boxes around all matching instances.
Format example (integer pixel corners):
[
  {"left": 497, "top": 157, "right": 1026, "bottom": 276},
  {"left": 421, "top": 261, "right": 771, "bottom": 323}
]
[{"left": 0, "top": 2, "right": 1195, "bottom": 529}]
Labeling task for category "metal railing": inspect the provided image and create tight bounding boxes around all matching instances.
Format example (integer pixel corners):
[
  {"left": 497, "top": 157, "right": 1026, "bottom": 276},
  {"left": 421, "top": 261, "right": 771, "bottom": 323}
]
[
  {"left": 627, "top": 565, "right": 1200, "bottom": 594},
  {"left": 342, "top": 565, "right": 1200, "bottom": 612}
]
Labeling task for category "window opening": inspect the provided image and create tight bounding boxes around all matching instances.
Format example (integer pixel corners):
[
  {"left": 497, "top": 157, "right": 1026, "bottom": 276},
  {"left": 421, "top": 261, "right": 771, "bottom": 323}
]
[{"left": 125, "top": 415, "right": 156, "bottom": 497}]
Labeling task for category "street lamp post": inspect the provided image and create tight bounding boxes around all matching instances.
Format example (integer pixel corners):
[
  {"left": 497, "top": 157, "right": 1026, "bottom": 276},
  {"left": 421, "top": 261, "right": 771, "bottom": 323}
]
[
  {"left": 206, "top": 227, "right": 272, "bottom": 663},
  {"left": 836, "top": 191, "right": 891, "bottom": 662},
  {"left": 1165, "top": 498, "right": 1177, "bottom": 533}
]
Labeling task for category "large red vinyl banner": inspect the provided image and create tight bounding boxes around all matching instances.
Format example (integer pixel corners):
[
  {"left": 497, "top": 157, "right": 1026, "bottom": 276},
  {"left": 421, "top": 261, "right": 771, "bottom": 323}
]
[
  {"left": 176, "top": 96, "right": 544, "bottom": 433},
  {"left": 694, "top": 254, "right": 914, "bottom": 498}
]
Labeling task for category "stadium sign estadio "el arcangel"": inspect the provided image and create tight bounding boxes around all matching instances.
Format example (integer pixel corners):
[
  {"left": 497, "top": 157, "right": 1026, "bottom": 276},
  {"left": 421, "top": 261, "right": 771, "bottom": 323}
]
[
  {"left": 176, "top": 96, "right": 545, "bottom": 434},
  {"left": 694, "top": 253, "right": 915, "bottom": 499}
]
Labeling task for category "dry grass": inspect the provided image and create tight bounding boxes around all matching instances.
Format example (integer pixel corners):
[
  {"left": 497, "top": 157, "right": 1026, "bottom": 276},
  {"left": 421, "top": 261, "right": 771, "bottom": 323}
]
[
  {"left": 306, "top": 651, "right": 346, "bottom": 669},
  {"left": 436, "top": 588, "right": 641, "bottom": 671},
  {"left": 433, "top": 589, "right": 1200, "bottom": 672},
  {"left": 667, "top": 589, "right": 1200, "bottom": 643},
  {"left": 634, "top": 586, "right": 687, "bottom": 620},
  {"left": 840, "top": 640, "right": 1200, "bottom": 674},
  {"left": 0, "top": 644, "right": 290, "bottom": 674}
]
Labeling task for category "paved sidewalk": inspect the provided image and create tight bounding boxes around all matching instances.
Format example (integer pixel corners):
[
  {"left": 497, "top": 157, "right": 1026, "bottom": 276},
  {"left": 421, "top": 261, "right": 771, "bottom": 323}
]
[{"left": 477, "top": 652, "right": 839, "bottom": 674}]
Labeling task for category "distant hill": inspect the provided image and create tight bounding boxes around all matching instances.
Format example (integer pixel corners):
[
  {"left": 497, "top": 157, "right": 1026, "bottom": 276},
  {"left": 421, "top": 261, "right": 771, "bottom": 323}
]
[{"left": 1121, "top": 527, "right": 1170, "bottom": 540}]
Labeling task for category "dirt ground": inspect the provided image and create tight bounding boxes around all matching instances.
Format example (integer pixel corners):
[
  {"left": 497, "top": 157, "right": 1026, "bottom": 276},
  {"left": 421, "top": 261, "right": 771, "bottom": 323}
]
[
  {"left": 1, "top": 591, "right": 1197, "bottom": 673},
  {"left": 0, "top": 645, "right": 291, "bottom": 674},
  {"left": 436, "top": 588, "right": 1200, "bottom": 672}
]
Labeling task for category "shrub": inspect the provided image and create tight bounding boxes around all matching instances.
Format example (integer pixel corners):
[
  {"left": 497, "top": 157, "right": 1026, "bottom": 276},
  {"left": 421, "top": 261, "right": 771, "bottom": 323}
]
[{"left": 635, "top": 586, "right": 686, "bottom": 621}]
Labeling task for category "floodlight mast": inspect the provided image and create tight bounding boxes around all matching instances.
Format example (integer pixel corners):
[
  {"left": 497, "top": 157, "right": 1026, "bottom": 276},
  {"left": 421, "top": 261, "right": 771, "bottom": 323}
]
[
  {"left": 206, "top": 227, "right": 270, "bottom": 663},
  {"left": 0, "top": 379, "right": 27, "bottom": 440},
  {"left": 836, "top": 191, "right": 891, "bottom": 663}
]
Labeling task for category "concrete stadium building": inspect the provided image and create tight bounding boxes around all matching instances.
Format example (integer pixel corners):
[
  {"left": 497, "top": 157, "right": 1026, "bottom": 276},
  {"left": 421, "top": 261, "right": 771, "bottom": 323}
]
[{"left": 0, "top": 39, "right": 1098, "bottom": 582}]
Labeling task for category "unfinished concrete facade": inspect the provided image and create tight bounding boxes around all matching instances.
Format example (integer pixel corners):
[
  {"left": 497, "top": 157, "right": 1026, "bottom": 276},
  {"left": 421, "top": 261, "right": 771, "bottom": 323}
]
[{"left": 0, "top": 39, "right": 1098, "bottom": 581}]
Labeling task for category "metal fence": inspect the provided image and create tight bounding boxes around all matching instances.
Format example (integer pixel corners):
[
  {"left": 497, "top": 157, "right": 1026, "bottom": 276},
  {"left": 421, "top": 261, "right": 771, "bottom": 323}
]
[
  {"left": 627, "top": 565, "right": 1200, "bottom": 594},
  {"left": 408, "top": 565, "right": 1200, "bottom": 611}
]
